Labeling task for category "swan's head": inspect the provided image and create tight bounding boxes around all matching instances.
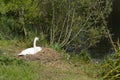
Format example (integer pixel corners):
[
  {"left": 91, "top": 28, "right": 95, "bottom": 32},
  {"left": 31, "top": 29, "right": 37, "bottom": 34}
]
[{"left": 35, "top": 37, "right": 39, "bottom": 41}]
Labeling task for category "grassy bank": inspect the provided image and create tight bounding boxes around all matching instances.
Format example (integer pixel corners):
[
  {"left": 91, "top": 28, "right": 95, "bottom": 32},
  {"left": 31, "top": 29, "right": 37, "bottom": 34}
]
[
  {"left": 0, "top": 59, "right": 102, "bottom": 80},
  {"left": 0, "top": 40, "right": 103, "bottom": 80}
]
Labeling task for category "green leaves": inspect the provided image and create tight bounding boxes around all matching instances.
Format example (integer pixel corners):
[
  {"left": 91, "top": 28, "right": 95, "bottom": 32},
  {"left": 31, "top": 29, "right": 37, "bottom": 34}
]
[
  {"left": 102, "top": 42, "right": 120, "bottom": 80},
  {"left": 0, "top": 0, "right": 113, "bottom": 52}
]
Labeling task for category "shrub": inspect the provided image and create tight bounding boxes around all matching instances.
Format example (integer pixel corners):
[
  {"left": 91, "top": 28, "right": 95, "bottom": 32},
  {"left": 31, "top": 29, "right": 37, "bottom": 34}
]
[{"left": 0, "top": 0, "right": 112, "bottom": 48}]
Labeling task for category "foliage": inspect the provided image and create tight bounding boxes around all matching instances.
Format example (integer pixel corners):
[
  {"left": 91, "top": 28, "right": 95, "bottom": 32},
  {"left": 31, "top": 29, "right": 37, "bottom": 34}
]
[
  {"left": 0, "top": 0, "right": 41, "bottom": 39},
  {"left": 51, "top": 43, "right": 61, "bottom": 52},
  {"left": 79, "top": 50, "right": 91, "bottom": 62},
  {"left": 47, "top": 0, "right": 112, "bottom": 50},
  {"left": 69, "top": 49, "right": 91, "bottom": 62},
  {"left": 0, "top": 0, "right": 112, "bottom": 53},
  {"left": 102, "top": 42, "right": 120, "bottom": 80}
]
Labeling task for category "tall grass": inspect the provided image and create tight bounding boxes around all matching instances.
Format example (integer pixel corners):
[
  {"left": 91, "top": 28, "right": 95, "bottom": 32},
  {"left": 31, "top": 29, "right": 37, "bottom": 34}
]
[
  {"left": 1, "top": 63, "right": 43, "bottom": 80},
  {"left": 0, "top": 54, "right": 103, "bottom": 80},
  {"left": 0, "top": 55, "right": 43, "bottom": 80},
  {"left": 102, "top": 41, "right": 120, "bottom": 80}
]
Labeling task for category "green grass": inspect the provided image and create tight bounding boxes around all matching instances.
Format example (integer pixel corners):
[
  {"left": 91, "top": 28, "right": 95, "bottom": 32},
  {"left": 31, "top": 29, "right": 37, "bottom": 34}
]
[
  {"left": 0, "top": 64, "right": 37, "bottom": 80},
  {"left": 0, "top": 61, "right": 102, "bottom": 80},
  {"left": 0, "top": 40, "right": 103, "bottom": 80}
]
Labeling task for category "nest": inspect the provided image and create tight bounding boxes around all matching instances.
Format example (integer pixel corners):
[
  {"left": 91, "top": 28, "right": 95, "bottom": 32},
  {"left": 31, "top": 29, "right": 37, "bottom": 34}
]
[{"left": 18, "top": 48, "right": 61, "bottom": 63}]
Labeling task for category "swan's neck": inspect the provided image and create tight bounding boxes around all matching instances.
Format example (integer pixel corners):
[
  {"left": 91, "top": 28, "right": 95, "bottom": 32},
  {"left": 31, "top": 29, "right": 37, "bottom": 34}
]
[
  {"left": 33, "top": 38, "right": 37, "bottom": 54},
  {"left": 34, "top": 38, "right": 37, "bottom": 48}
]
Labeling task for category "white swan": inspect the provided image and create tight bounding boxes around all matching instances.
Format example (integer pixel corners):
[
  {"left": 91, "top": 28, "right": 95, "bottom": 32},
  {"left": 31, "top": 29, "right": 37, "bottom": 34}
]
[{"left": 18, "top": 37, "right": 42, "bottom": 56}]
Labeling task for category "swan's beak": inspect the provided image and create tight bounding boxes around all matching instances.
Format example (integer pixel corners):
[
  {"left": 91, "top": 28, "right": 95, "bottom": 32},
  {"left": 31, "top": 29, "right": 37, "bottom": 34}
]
[{"left": 17, "top": 55, "right": 24, "bottom": 58}]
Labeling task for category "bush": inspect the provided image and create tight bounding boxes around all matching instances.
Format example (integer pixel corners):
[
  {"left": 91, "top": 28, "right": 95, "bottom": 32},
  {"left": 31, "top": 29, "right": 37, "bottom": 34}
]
[{"left": 0, "top": 0, "right": 112, "bottom": 54}]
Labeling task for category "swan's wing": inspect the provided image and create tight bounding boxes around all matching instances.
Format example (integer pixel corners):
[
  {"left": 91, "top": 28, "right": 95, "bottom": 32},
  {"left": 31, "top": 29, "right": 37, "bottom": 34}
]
[
  {"left": 18, "top": 48, "right": 34, "bottom": 55},
  {"left": 18, "top": 47, "right": 42, "bottom": 55},
  {"left": 35, "top": 47, "right": 42, "bottom": 52}
]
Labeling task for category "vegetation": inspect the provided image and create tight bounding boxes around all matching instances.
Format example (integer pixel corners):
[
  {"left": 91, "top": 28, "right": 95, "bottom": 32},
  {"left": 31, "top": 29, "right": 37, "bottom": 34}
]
[
  {"left": 1, "top": 0, "right": 119, "bottom": 80},
  {"left": 0, "top": 0, "right": 112, "bottom": 51},
  {"left": 102, "top": 42, "right": 120, "bottom": 80},
  {"left": 0, "top": 53, "right": 103, "bottom": 80}
]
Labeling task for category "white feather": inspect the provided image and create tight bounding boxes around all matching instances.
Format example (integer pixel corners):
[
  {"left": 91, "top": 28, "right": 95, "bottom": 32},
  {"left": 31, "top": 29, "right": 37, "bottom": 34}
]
[{"left": 18, "top": 37, "right": 42, "bottom": 56}]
